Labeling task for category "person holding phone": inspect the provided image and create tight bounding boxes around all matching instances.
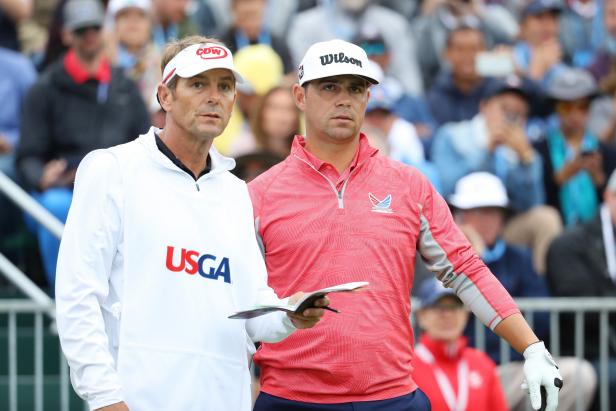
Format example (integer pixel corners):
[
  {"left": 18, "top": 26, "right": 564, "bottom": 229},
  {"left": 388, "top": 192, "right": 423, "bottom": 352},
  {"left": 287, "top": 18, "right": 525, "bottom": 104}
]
[
  {"left": 534, "top": 68, "right": 616, "bottom": 226},
  {"left": 432, "top": 75, "right": 561, "bottom": 274}
]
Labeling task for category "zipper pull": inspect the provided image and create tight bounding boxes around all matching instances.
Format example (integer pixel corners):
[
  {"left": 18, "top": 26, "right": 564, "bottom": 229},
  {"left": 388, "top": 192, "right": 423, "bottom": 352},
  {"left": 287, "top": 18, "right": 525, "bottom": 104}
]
[{"left": 196, "top": 183, "right": 200, "bottom": 192}]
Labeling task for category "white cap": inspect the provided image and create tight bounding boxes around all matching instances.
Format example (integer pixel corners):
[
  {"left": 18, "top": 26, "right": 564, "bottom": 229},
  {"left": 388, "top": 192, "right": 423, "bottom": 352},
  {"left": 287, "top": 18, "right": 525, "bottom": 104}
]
[
  {"left": 448, "top": 172, "right": 509, "bottom": 209},
  {"left": 162, "top": 43, "right": 245, "bottom": 85},
  {"left": 297, "top": 39, "right": 380, "bottom": 86},
  {"left": 107, "top": 0, "right": 150, "bottom": 17}
]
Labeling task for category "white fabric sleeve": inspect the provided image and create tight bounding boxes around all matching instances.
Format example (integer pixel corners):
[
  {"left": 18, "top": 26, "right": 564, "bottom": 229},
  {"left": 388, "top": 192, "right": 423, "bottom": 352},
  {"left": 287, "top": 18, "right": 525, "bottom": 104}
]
[
  {"left": 238, "top": 185, "right": 296, "bottom": 343},
  {"left": 55, "top": 150, "right": 125, "bottom": 410}
]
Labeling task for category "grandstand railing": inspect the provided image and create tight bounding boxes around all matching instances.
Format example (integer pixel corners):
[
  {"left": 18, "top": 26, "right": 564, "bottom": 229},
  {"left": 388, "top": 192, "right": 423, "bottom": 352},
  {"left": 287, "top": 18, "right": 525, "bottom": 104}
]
[
  {"left": 0, "top": 170, "right": 58, "bottom": 316},
  {"left": 1, "top": 298, "right": 615, "bottom": 410}
]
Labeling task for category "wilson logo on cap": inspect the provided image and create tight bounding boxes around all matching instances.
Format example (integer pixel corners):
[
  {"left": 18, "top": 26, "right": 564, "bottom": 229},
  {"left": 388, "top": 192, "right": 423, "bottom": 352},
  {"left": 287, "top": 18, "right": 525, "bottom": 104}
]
[
  {"left": 320, "top": 52, "right": 363, "bottom": 68},
  {"left": 196, "top": 46, "right": 228, "bottom": 60}
]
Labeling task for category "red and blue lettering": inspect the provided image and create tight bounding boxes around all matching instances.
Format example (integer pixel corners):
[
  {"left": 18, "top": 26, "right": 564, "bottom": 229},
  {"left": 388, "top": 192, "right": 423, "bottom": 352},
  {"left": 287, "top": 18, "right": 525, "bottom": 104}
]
[{"left": 166, "top": 246, "right": 231, "bottom": 283}]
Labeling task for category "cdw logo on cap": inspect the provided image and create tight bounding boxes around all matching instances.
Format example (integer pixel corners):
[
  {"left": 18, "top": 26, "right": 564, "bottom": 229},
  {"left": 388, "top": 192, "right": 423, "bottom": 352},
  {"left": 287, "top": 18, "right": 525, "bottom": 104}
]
[{"left": 196, "top": 46, "right": 228, "bottom": 60}]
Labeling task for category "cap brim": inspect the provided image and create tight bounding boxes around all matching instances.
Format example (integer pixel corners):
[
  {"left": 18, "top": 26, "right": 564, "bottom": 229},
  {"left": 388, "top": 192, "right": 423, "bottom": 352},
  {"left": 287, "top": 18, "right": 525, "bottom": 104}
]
[
  {"left": 68, "top": 19, "right": 104, "bottom": 31},
  {"left": 299, "top": 71, "right": 379, "bottom": 86}
]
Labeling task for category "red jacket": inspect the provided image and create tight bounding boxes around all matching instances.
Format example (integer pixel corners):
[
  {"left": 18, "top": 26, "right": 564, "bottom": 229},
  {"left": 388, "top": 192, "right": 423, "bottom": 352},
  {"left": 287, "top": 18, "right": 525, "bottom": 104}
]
[
  {"left": 248, "top": 135, "right": 519, "bottom": 403},
  {"left": 413, "top": 334, "right": 509, "bottom": 411}
]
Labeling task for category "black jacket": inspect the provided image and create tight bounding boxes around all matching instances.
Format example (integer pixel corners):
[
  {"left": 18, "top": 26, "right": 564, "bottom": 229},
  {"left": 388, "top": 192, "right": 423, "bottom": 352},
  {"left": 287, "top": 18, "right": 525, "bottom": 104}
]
[
  {"left": 16, "top": 56, "right": 150, "bottom": 190},
  {"left": 546, "top": 216, "right": 616, "bottom": 358}
]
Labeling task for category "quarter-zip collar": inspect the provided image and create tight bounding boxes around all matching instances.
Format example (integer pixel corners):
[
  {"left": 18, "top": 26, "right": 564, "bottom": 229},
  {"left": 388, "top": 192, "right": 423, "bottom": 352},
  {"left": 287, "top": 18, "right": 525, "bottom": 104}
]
[
  {"left": 139, "top": 127, "right": 236, "bottom": 181},
  {"left": 155, "top": 133, "right": 211, "bottom": 180},
  {"left": 291, "top": 133, "right": 378, "bottom": 186}
]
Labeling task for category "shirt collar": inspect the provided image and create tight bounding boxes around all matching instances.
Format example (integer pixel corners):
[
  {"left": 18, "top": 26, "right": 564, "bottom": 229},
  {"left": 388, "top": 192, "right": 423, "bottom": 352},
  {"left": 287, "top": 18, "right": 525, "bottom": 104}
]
[
  {"left": 63, "top": 49, "right": 111, "bottom": 84},
  {"left": 291, "top": 133, "right": 378, "bottom": 172},
  {"left": 155, "top": 133, "right": 211, "bottom": 180},
  {"left": 419, "top": 334, "right": 468, "bottom": 363}
]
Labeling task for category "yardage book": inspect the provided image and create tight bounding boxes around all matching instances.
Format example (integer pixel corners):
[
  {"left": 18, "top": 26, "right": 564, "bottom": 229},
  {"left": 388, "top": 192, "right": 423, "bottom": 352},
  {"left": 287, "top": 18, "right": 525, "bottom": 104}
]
[{"left": 228, "top": 281, "right": 369, "bottom": 319}]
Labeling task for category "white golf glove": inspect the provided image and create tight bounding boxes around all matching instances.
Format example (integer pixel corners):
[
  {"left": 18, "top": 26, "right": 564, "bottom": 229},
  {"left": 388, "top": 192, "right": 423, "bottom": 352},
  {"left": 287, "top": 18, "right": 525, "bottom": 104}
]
[{"left": 521, "top": 341, "right": 563, "bottom": 411}]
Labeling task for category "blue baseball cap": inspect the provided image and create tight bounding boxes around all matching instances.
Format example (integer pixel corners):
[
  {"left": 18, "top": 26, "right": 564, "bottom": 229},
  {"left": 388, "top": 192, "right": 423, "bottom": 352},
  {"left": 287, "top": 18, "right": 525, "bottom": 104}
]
[
  {"left": 522, "top": 0, "right": 563, "bottom": 17},
  {"left": 416, "top": 278, "right": 461, "bottom": 309},
  {"left": 366, "top": 83, "right": 397, "bottom": 112}
]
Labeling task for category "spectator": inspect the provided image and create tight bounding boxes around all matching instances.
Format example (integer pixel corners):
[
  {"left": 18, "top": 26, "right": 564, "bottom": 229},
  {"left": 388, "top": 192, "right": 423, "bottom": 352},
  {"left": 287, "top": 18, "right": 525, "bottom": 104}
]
[
  {"left": 534, "top": 68, "right": 616, "bottom": 225},
  {"left": 249, "top": 85, "right": 300, "bottom": 157},
  {"left": 287, "top": 0, "right": 424, "bottom": 95},
  {"left": 40, "top": 0, "right": 70, "bottom": 70},
  {"left": 587, "top": 0, "right": 616, "bottom": 84},
  {"left": 588, "top": 0, "right": 616, "bottom": 143},
  {"left": 427, "top": 25, "right": 495, "bottom": 127},
  {"left": 513, "top": 0, "right": 566, "bottom": 85},
  {"left": 355, "top": 29, "right": 436, "bottom": 140},
  {"left": 0, "top": 47, "right": 37, "bottom": 251},
  {"left": 413, "top": 277, "right": 509, "bottom": 411},
  {"left": 151, "top": 0, "right": 197, "bottom": 50},
  {"left": 0, "top": 0, "right": 33, "bottom": 50},
  {"left": 546, "top": 168, "right": 616, "bottom": 409},
  {"left": 16, "top": 0, "right": 149, "bottom": 291},
  {"left": 218, "top": 0, "right": 294, "bottom": 73},
  {"left": 105, "top": 0, "right": 161, "bottom": 108},
  {"left": 364, "top": 81, "right": 441, "bottom": 189},
  {"left": 559, "top": 0, "right": 602, "bottom": 68},
  {"left": 452, "top": 172, "right": 596, "bottom": 411},
  {"left": 229, "top": 83, "right": 299, "bottom": 157},
  {"left": 215, "top": 44, "right": 284, "bottom": 155},
  {"left": 413, "top": 0, "right": 518, "bottom": 88},
  {"left": 432, "top": 75, "right": 561, "bottom": 274}
]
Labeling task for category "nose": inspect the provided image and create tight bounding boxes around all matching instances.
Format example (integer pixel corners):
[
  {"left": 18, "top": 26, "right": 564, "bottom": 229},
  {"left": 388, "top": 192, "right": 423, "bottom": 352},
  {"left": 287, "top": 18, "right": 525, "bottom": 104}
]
[
  {"left": 335, "top": 90, "right": 352, "bottom": 108},
  {"left": 205, "top": 85, "right": 224, "bottom": 105}
]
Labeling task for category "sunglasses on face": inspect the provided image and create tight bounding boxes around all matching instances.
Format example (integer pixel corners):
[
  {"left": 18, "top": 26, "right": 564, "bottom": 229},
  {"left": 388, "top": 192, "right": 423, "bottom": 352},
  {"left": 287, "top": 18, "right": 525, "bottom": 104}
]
[{"left": 73, "top": 25, "right": 102, "bottom": 37}]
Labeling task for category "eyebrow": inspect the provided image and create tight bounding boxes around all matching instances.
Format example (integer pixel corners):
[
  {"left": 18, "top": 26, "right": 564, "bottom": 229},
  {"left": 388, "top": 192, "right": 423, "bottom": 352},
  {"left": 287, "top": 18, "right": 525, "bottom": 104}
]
[{"left": 190, "top": 74, "right": 235, "bottom": 82}]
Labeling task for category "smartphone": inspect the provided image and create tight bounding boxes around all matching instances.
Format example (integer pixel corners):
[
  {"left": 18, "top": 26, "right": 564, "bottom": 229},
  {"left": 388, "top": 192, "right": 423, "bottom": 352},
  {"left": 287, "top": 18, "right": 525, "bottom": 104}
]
[
  {"left": 580, "top": 149, "right": 597, "bottom": 157},
  {"left": 475, "top": 51, "right": 515, "bottom": 77}
]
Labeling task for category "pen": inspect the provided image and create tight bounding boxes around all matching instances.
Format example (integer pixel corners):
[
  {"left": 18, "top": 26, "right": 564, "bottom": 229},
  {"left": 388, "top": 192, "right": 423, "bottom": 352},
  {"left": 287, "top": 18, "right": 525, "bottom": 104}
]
[{"left": 323, "top": 306, "right": 339, "bottom": 314}]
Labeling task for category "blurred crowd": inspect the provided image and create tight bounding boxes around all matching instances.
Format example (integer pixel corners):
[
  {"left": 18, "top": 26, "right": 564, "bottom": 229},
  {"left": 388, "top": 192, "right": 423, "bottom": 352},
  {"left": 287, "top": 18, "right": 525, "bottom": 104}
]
[{"left": 1, "top": 0, "right": 616, "bottom": 409}]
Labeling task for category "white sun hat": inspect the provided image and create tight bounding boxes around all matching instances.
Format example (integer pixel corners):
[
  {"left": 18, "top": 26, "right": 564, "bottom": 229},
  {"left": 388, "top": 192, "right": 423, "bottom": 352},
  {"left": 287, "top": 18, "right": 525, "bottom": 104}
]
[
  {"left": 297, "top": 39, "right": 380, "bottom": 86},
  {"left": 448, "top": 172, "right": 509, "bottom": 210},
  {"left": 107, "top": 0, "right": 151, "bottom": 17},
  {"left": 161, "top": 43, "right": 245, "bottom": 85}
]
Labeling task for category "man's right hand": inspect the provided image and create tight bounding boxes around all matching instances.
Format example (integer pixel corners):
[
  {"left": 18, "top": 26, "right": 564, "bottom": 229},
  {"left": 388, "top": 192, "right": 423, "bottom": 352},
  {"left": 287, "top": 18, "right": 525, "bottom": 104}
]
[
  {"left": 95, "top": 402, "right": 129, "bottom": 411},
  {"left": 39, "top": 159, "right": 68, "bottom": 190}
]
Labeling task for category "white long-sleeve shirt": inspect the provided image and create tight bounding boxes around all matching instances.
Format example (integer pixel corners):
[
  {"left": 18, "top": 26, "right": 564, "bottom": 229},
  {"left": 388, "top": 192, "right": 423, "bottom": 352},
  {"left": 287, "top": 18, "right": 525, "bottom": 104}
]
[{"left": 55, "top": 127, "right": 295, "bottom": 411}]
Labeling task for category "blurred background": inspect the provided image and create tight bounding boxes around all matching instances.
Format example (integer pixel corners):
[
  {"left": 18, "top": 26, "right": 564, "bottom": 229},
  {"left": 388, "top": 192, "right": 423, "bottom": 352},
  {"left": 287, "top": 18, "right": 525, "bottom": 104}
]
[{"left": 0, "top": 0, "right": 615, "bottom": 409}]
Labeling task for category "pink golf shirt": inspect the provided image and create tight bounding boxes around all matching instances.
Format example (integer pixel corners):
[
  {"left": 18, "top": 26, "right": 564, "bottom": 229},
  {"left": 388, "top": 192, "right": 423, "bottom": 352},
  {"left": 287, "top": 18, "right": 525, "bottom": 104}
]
[{"left": 248, "top": 135, "right": 519, "bottom": 403}]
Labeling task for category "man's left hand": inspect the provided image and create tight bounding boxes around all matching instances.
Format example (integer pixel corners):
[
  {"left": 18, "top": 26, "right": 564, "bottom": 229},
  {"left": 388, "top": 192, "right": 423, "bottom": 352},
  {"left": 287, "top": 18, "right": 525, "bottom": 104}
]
[
  {"left": 522, "top": 341, "right": 563, "bottom": 411},
  {"left": 286, "top": 292, "right": 329, "bottom": 329}
]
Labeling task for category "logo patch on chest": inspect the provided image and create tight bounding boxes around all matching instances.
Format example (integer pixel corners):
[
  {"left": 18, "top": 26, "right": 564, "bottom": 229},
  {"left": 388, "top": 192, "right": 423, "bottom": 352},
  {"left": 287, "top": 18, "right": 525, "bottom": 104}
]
[{"left": 369, "top": 193, "right": 393, "bottom": 214}]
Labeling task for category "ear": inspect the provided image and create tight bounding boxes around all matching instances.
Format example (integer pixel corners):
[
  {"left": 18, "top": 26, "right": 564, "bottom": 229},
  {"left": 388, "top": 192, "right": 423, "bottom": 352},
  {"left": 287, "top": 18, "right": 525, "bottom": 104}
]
[
  {"left": 157, "top": 83, "right": 174, "bottom": 113},
  {"left": 62, "top": 30, "right": 74, "bottom": 47},
  {"left": 292, "top": 83, "right": 306, "bottom": 112}
]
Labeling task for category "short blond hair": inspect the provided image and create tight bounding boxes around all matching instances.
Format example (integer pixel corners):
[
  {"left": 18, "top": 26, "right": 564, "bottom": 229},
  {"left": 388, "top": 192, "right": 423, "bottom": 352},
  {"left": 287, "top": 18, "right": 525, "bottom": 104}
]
[{"left": 160, "top": 35, "right": 225, "bottom": 89}]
